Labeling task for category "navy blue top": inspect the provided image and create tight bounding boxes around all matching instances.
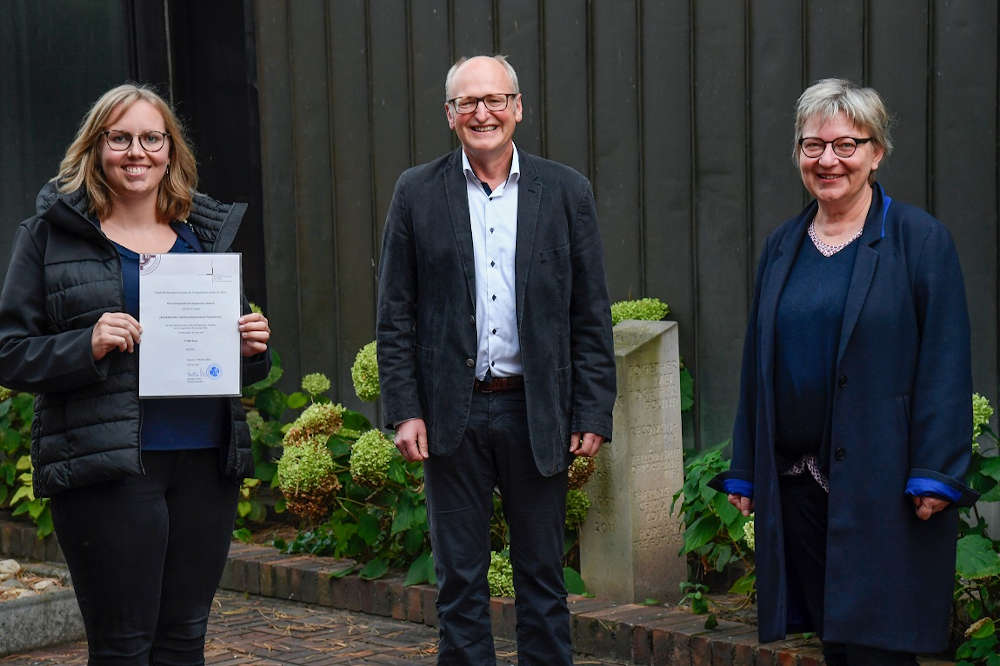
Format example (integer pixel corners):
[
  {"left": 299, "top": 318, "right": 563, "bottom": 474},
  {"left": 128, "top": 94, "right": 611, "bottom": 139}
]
[
  {"left": 111, "top": 223, "right": 228, "bottom": 451},
  {"left": 773, "top": 234, "right": 858, "bottom": 464}
]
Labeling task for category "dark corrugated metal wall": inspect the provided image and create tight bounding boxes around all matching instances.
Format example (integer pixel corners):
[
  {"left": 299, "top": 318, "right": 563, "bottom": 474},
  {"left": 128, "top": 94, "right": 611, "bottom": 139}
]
[
  {"left": 253, "top": 0, "right": 999, "bottom": 447},
  {"left": 2, "top": 2, "right": 996, "bottom": 449}
]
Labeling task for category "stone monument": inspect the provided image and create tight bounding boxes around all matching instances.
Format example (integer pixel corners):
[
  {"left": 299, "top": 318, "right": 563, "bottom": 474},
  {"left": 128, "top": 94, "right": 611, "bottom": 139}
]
[{"left": 579, "top": 320, "right": 686, "bottom": 603}]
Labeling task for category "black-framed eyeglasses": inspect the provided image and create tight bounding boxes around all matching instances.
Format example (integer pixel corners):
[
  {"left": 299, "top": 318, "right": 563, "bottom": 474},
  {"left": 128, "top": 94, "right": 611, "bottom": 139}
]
[
  {"left": 447, "top": 93, "right": 517, "bottom": 114},
  {"left": 102, "top": 130, "right": 170, "bottom": 152},
  {"left": 799, "top": 136, "right": 873, "bottom": 159}
]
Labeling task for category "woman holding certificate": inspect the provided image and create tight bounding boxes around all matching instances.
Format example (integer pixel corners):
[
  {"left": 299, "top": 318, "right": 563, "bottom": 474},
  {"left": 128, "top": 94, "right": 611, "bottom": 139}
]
[{"left": 0, "top": 84, "right": 271, "bottom": 665}]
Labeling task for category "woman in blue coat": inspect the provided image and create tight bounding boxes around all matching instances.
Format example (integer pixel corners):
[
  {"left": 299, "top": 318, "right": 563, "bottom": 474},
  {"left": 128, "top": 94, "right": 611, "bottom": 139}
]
[{"left": 710, "top": 79, "right": 978, "bottom": 663}]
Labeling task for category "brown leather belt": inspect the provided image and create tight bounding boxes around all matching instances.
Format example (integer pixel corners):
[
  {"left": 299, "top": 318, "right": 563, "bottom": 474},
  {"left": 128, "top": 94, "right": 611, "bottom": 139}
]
[{"left": 473, "top": 375, "right": 524, "bottom": 393}]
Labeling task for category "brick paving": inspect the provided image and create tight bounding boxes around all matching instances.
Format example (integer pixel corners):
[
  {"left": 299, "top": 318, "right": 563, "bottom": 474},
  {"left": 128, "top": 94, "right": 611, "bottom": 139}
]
[{"left": 0, "top": 589, "right": 626, "bottom": 665}]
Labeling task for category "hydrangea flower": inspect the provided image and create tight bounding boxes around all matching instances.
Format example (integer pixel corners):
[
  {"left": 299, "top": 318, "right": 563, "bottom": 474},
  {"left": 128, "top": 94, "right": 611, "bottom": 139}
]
[
  {"left": 487, "top": 551, "right": 515, "bottom": 597},
  {"left": 282, "top": 403, "right": 345, "bottom": 446},
  {"left": 301, "top": 372, "right": 332, "bottom": 397},
  {"left": 245, "top": 409, "right": 264, "bottom": 438},
  {"left": 351, "top": 341, "right": 380, "bottom": 402},
  {"left": 743, "top": 518, "right": 755, "bottom": 552},
  {"left": 973, "top": 393, "right": 993, "bottom": 440},
  {"left": 610, "top": 297, "right": 670, "bottom": 326},
  {"left": 565, "top": 489, "right": 591, "bottom": 530},
  {"left": 349, "top": 429, "right": 395, "bottom": 487},
  {"left": 567, "top": 456, "right": 596, "bottom": 490},
  {"left": 275, "top": 435, "right": 337, "bottom": 495}
]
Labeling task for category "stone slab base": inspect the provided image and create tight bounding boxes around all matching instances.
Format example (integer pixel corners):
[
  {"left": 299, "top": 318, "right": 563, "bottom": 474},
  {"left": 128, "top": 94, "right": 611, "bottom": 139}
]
[{"left": 0, "top": 588, "right": 85, "bottom": 657}]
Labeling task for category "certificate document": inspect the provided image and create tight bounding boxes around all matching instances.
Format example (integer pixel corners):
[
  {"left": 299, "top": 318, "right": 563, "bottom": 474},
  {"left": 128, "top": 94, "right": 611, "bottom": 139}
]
[{"left": 138, "top": 253, "right": 242, "bottom": 397}]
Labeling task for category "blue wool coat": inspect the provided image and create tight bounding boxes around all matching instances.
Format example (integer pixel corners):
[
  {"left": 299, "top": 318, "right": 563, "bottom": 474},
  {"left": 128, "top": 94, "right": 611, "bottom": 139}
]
[{"left": 711, "top": 184, "right": 977, "bottom": 653}]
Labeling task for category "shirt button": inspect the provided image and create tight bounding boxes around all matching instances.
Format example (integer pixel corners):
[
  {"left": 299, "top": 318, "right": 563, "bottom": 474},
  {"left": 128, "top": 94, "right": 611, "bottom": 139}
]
[
  {"left": 465, "top": 358, "right": 475, "bottom": 368},
  {"left": 491, "top": 361, "right": 495, "bottom": 367},
  {"left": 834, "top": 447, "right": 847, "bottom": 461},
  {"left": 489, "top": 227, "right": 494, "bottom": 233},
  {"left": 490, "top": 261, "right": 495, "bottom": 267},
  {"left": 492, "top": 295, "right": 496, "bottom": 301},
  {"left": 838, "top": 375, "right": 848, "bottom": 388},
  {"left": 492, "top": 328, "right": 497, "bottom": 334}
]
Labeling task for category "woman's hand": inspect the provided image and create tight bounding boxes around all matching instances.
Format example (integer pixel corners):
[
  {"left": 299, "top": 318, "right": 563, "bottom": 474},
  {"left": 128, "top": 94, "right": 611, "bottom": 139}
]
[
  {"left": 727, "top": 493, "right": 754, "bottom": 517},
  {"left": 239, "top": 313, "right": 270, "bottom": 357},
  {"left": 912, "top": 496, "right": 950, "bottom": 520},
  {"left": 91, "top": 312, "right": 142, "bottom": 360}
]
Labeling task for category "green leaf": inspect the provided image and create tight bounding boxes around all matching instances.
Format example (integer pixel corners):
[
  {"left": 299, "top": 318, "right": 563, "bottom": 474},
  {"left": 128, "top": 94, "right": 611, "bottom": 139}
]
[
  {"left": 682, "top": 514, "right": 721, "bottom": 554},
  {"left": 710, "top": 492, "right": 740, "bottom": 526},
  {"left": 728, "top": 571, "right": 756, "bottom": 595},
  {"left": 392, "top": 502, "right": 415, "bottom": 535},
  {"left": 980, "top": 456, "right": 1000, "bottom": 481},
  {"left": 679, "top": 366, "right": 694, "bottom": 412},
  {"left": 404, "top": 527, "right": 426, "bottom": 555},
  {"left": 330, "top": 564, "right": 359, "bottom": 578},
  {"left": 254, "top": 388, "right": 287, "bottom": 420},
  {"left": 387, "top": 458, "right": 407, "bottom": 485},
  {"left": 956, "top": 535, "right": 1000, "bottom": 579},
  {"left": 274, "top": 498, "right": 286, "bottom": 513},
  {"left": 704, "top": 613, "right": 718, "bottom": 630},
  {"left": 254, "top": 461, "right": 276, "bottom": 483},
  {"left": 357, "top": 512, "right": 380, "bottom": 546},
  {"left": 35, "top": 508, "right": 53, "bottom": 538},
  {"left": 243, "top": 363, "right": 284, "bottom": 396},
  {"left": 237, "top": 500, "right": 252, "bottom": 517},
  {"left": 232, "top": 527, "right": 253, "bottom": 543},
  {"left": 286, "top": 392, "right": 309, "bottom": 409},
  {"left": 327, "top": 438, "right": 351, "bottom": 457},
  {"left": 713, "top": 544, "right": 732, "bottom": 572},
  {"left": 980, "top": 483, "right": 1000, "bottom": 503},
  {"left": 342, "top": 410, "right": 373, "bottom": 432},
  {"left": 359, "top": 557, "right": 389, "bottom": 580},
  {"left": 972, "top": 618, "right": 996, "bottom": 639},
  {"left": 404, "top": 551, "right": 435, "bottom": 586},
  {"left": 563, "top": 567, "right": 586, "bottom": 594}
]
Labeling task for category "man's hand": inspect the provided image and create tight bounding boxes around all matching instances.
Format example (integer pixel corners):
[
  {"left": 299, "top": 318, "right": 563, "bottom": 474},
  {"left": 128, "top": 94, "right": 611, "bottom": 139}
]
[
  {"left": 570, "top": 432, "right": 604, "bottom": 457},
  {"left": 912, "top": 496, "right": 950, "bottom": 521},
  {"left": 395, "top": 418, "right": 429, "bottom": 462},
  {"left": 727, "top": 494, "right": 754, "bottom": 516}
]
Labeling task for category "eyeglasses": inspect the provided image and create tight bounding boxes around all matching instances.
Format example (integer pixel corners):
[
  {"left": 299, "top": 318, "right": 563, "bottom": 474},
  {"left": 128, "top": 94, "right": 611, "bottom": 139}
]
[
  {"left": 447, "top": 93, "right": 517, "bottom": 114},
  {"left": 102, "top": 130, "right": 170, "bottom": 152},
  {"left": 799, "top": 136, "right": 873, "bottom": 159}
]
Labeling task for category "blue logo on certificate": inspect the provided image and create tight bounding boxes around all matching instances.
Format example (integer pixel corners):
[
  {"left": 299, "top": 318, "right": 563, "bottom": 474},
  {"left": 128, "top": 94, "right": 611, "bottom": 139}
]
[{"left": 205, "top": 363, "right": 222, "bottom": 379}]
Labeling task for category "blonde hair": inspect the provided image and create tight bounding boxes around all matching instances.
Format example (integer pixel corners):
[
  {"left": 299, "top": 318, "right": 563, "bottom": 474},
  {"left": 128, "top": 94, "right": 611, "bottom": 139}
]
[
  {"left": 793, "top": 78, "right": 893, "bottom": 174},
  {"left": 55, "top": 84, "right": 198, "bottom": 221}
]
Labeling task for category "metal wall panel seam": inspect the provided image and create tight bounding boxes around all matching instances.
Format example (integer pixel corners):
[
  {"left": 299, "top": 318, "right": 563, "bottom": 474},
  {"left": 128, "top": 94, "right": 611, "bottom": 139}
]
[
  {"left": 636, "top": 0, "right": 646, "bottom": 296},
  {"left": 688, "top": 0, "right": 700, "bottom": 449}
]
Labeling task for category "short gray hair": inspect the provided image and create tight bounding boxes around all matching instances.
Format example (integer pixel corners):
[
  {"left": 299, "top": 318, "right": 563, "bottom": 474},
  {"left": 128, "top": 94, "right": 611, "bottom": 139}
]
[
  {"left": 444, "top": 55, "right": 520, "bottom": 100},
  {"left": 793, "top": 78, "right": 893, "bottom": 166}
]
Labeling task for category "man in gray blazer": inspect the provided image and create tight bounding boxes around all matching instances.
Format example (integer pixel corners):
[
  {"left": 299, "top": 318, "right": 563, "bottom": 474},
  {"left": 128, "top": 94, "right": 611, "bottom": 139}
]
[{"left": 376, "top": 54, "right": 616, "bottom": 664}]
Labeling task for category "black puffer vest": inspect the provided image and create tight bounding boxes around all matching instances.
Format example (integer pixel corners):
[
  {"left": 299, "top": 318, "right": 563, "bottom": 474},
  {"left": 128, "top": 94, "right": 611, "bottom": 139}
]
[{"left": 0, "top": 183, "right": 269, "bottom": 497}]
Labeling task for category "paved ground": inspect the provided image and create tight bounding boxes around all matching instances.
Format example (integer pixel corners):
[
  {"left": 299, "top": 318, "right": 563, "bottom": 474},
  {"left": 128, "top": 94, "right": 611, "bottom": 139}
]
[{"left": 1, "top": 589, "right": 625, "bottom": 665}]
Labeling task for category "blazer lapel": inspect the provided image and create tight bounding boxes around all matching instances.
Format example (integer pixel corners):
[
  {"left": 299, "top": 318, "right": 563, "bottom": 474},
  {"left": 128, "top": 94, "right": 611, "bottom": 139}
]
[
  {"left": 443, "top": 149, "right": 477, "bottom": 309},
  {"left": 836, "top": 189, "right": 886, "bottom": 366},
  {"left": 514, "top": 153, "right": 541, "bottom": 328},
  {"left": 758, "top": 205, "right": 812, "bottom": 400}
]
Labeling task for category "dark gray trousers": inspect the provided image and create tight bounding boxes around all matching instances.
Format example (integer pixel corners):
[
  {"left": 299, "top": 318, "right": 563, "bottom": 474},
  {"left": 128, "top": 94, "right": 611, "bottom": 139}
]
[{"left": 424, "top": 388, "right": 571, "bottom": 666}]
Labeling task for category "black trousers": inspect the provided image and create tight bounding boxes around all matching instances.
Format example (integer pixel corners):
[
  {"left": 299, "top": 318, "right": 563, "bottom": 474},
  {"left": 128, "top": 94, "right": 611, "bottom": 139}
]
[
  {"left": 50, "top": 449, "right": 240, "bottom": 666},
  {"left": 424, "top": 388, "right": 571, "bottom": 666},
  {"left": 779, "top": 475, "right": 917, "bottom": 666}
]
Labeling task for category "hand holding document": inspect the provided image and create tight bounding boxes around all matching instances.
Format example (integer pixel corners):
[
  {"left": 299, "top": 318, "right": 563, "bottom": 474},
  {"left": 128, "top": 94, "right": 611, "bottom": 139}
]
[{"left": 138, "top": 253, "right": 242, "bottom": 397}]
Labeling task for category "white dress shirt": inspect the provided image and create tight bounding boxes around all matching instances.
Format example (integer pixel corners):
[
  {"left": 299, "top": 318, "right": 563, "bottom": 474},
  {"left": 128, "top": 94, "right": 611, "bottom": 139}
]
[{"left": 462, "top": 147, "right": 522, "bottom": 380}]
